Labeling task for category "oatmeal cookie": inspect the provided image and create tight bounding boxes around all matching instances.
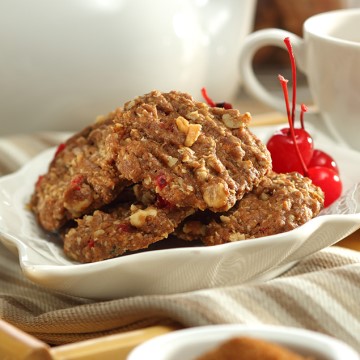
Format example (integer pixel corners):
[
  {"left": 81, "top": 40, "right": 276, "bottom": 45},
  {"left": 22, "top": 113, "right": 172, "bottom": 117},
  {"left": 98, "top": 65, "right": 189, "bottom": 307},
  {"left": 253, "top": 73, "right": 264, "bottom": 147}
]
[
  {"left": 30, "top": 112, "right": 130, "bottom": 232},
  {"left": 63, "top": 197, "right": 194, "bottom": 263},
  {"left": 113, "top": 90, "right": 272, "bottom": 212},
  {"left": 176, "top": 172, "right": 324, "bottom": 244},
  {"left": 30, "top": 90, "right": 271, "bottom": 232}
]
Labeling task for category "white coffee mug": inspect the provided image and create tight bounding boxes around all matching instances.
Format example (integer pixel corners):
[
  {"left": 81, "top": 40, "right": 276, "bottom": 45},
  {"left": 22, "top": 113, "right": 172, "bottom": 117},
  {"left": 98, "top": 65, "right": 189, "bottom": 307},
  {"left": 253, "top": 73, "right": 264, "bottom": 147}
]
[
  {"left": 0, "top": 0, "right": 256, "bottom": 135},
  {"left": 239, "top": 8, "right": 360, "bottom": 151}
]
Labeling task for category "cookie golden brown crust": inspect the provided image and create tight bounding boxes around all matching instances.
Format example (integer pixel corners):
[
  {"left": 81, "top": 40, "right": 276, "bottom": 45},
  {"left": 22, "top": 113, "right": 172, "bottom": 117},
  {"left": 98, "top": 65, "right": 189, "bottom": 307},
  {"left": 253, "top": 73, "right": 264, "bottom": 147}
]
[
  {"left": 63, "top": 200, "right": 194, "bottom": 263},
  {"left": 30, "top": 114, "right": 130, "bottom": 232},
  {"left": 113, "top": 90, "right": 272, "bottom": 212},
  {"left": 176, "top": 172, "right": 324, "bottom": 244},
  {"left": 30, "top": 90, "right": 271, "bottom": 232}
]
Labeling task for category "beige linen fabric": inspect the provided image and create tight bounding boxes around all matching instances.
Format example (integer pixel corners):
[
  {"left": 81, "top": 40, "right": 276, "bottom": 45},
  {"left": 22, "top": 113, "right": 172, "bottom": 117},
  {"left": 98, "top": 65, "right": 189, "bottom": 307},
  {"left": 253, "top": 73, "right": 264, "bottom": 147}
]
[{"left": 0, "top": 133, "right": 359, "bottom": 353}]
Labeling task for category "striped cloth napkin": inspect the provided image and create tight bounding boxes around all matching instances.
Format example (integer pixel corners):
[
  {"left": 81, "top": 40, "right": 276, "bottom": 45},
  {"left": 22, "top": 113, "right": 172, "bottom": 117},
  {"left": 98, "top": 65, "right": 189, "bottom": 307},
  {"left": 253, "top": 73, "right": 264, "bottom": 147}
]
[{"left": 0, "top": 132, "right": 360, "bottom": 352}]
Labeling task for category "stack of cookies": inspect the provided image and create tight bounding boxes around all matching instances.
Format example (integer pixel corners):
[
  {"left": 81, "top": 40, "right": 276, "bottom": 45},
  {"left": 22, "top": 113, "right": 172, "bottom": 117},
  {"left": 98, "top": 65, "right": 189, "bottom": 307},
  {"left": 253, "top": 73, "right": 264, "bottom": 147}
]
[{"left": 30, "top": 91, "right": 324, "bottom": 263}]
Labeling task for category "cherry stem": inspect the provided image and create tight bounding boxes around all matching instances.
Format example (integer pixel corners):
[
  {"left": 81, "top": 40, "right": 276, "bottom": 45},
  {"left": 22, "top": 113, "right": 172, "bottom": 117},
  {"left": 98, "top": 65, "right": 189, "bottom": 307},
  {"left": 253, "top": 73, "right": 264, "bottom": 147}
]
[
  {"left": 201, "top": 87, "right": 216, "bottom": 107},
  {"left": 284, "top": 37, "right": 296, "bottom": 127},
  {"left": 278, "top": 75, "right": 308, "bottom": 176},
  {"left": 300, "top": 103, "right": 308, "bottom": 129},
  {"left": 278, "top": 75, "right": 291, "bottom": 124}
]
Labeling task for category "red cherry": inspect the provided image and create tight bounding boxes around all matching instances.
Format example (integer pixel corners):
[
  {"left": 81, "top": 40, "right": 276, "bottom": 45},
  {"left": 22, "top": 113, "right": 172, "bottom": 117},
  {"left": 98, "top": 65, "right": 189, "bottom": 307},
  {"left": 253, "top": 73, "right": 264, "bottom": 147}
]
[
  {"left": 307, "top": 166, "right": 342, "bottom": 207},
  {"left": 266, "top": 74, "right": 314, "bottom": 175},
  {"left": 308, "top": 149, "right": 339, "bottom": 174},
  {"left": 267, "top": 127, "right": 313, "bottom": 175}
]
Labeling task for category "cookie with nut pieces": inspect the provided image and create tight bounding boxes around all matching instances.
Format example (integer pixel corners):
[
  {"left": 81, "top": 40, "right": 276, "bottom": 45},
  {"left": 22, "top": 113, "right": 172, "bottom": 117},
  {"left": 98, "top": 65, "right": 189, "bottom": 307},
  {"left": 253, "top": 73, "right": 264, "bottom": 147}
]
[
  {"left": 175, "top": 171, "right": 324, "bottom": 244},
  {"left": 30, "top": 90, "right": 278, "bottom": 263},
  {"left": 113, "top": 90, "right": 272, "bottom": 212},
  {"left": 31, "top": 90, "right": 271, "bottom": 233},
  {"left": 30, "top": 113, "right": 131, "bottom": 232},
  {"left": 63, "top": 193, "right": 194, "bottom": 263}
]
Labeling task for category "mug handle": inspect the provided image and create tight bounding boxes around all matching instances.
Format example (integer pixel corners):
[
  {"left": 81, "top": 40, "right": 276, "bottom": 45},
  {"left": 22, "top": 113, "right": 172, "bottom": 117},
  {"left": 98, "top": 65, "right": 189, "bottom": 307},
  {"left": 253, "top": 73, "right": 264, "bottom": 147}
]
[{"left": 239, "top": 28, "right": 318, "bottom": 114}]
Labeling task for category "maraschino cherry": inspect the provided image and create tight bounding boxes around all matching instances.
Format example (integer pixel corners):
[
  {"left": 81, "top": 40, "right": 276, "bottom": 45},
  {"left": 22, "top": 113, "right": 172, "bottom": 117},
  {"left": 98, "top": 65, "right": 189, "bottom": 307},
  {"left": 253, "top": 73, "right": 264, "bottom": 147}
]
[
  {"left": 279, "top": 75, "right": 342, "bottom": 207},
  {"left": 276, "top": 69, "right": 342, "bottom": 207},
  {"left": 308, "top": 149, "right": 339, "bottom": 175},
  {"left": 266, "top": 37, "right": 342, "bottom": 206},
  {"left": 267, "top": 37, "right": 340, "bottom": 176},
  {"left": 307, "top": 166, "right": 342, "bottom": 207},
  {"left": 266, "top": 76, "right": 313, "bottom": 175},
  {"left": 266, "top": 39, "right": 313, "bottom": 175}
]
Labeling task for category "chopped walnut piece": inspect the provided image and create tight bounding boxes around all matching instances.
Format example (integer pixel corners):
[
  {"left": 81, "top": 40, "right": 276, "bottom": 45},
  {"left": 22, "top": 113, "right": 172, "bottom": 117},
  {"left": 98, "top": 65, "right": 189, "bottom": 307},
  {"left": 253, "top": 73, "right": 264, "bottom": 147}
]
[
  {"left": 195, "top": 164, "right": 209, "bottom": 181},
  {"left": 130, "top": 128, "right": 141, "bottom": 140},
  {"left": 130, "top": 206, "right": 157, "bottom": 228},
  {"left": 182, "top": 220, "right": 206, "bottom": 236},
  {"left": 222, "top": 112, "right": 252, "bottom": 128},
  {"left": 185, "top": 124, "right": 202, "bottom": 147},
  {"left": 94, "top": 229, "right": 105, "bottom": 238},
  {"left": 220, "top": 215, "right": 231, "bottom": 223},
  {"left": 176, "top": 116, "right": 202, "bottom": 147},
  {"left": 203, "top": 182, "right": 229, "bottom": 209},
  {"left": 178, "top": 147, "right": 195, "bottom": 163},
  {"left": 167, "top": 155, "right": 178, "bottom": 168},
  {"left": 176, "top": 116, "right": 190, "bottom": 134},
  {"left": 186, "top": 110, "right": 200, "bottom": 121},
  {"left": 229, "top": 232, "right": 246, "bottom": 241}
]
